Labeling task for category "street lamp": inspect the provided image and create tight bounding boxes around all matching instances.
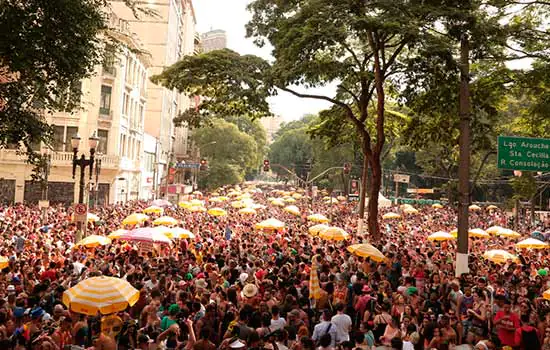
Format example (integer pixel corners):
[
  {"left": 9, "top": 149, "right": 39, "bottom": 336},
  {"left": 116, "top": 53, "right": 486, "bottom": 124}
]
[
  {"left": 40, "top": 147, "right": 51, "bottom": 224},
  {"left": 72, "top": 131, "right": 99, "bottom": 241}
]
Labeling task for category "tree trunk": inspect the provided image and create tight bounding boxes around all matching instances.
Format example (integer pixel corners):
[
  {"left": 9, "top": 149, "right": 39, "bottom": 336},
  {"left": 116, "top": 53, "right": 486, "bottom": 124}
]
[
  {"left": 357, "top": 153, "right": 369, "bottom": 235},
  {"left": 368, "top": 152, "right": 382, "bottom": 240}
]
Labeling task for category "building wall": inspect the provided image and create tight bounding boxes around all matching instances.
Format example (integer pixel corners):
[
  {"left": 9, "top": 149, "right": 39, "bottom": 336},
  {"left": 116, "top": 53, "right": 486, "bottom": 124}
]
[
  {"left": 200, "top": 29, "right": 227, "bottom": 52},
  {"left": 0, "top": 12, "right": 150, "bottom": 205}
]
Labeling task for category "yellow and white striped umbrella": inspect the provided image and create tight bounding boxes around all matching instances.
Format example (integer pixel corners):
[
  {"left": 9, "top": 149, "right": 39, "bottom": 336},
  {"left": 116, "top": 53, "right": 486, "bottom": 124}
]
[
  {"left": 62, "top": 276, "right": 139, "bottom": 315},
  {"left": 238, "top": 207, "right": 257, "bottom": 215},
  {"left": 451, "top": 228, "right": 490, "bottom": 239},
  {"left": 255, "top": 218, "right": 285, "bottom": 231},
  {"left": 428, "top": 231, "right": 455, "bottom": 241},
  {"left": 308, "top": 224, "right": 330, "bottom": 236},
  {"left": 178, "top": 201, "right": 191, "bottom": 209},
  {"left": 382, "top": 212, "right": 401, "bottom": 220},
  {"left": 543, "top": 288, "right": 550, "bottom": 301},
  {"left": 153, "top": 216, "right": 178, "bottom": 226},
  {"left": 208, "top": 208, "right": 227, "bottom": 217},
  {"left": 171, "top": 227, "right": 195, "bottom": 239},
  {"left": 122, "top": 213, "right": 149, "bottom": 226},
  {"left": 318, "top": 227, "right": 349, "bottom": 241},
  {"left": 468, "top": 204, "right": 482, "bottom": 211},
  {"left": 284, "top": 205, "right": 300, "bottom": 216},
  {"left": 217, "top": 196, "right": 229, "bottom": 201},
  {"left": 486, "top": 226, "right": 504, "bottom": 235},
  {"left": 307, "top": 213, "right": 330, "bottom": 223},
  {"left": 403, "top": 207, "right": 419, "bottom": 215},
  {"left": 190, "top": 199, "right": 204, "bottom": 207},
  {"left": 516, "top": 238, "right": 548, "bottom": 249},
  {"left": 108, "top": 229, "right": 128, "bottom": 240},
  {"left": 208, "top": 197, "right": 223, "bottom": 203},
  {"left": 347, "top": 244, "right": 386, "bottom": 262},
  {"left": 74, "top": 235, "right": 111, "bottom": 248},
  {"left": 230, "top": 200, "right": 246, "bottom": 209},
  {"left": 309, "top": 255, "right": 321, "bottom": 300},
  {"left": 496, "top": 228, "right": 521, "bottom": 238},
  {"left": 0, "top": 257, "right": 9, "bottom": 270},
  {"left": 271, "top": 199, "right": 285, "bottom": 207},
  {"left": 292, "top": 193, "right": 303, "bottom": 199},
  {"left": 482, "top": 249, "right": 519, "bottom": 264},
  {"left": 486, "top": 205, "right": 498, "bottom": 210},
  {"left": 143, "top": 206, "right": 163, "bottom": 215},
  {"left": 188, "top": 206, "right": 206, "bottom": 213},
  {"left": 432, "top": 203, "right": 444, "bottom": 209},
  {"left": 71, "top": 213, "right": 100, "bottom": 222}
]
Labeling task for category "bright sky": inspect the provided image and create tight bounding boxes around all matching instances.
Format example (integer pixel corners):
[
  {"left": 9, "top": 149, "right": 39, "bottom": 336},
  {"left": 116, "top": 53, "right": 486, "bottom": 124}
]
[{"left": 193, "top": 0, "right": 332, "bottom": 122}]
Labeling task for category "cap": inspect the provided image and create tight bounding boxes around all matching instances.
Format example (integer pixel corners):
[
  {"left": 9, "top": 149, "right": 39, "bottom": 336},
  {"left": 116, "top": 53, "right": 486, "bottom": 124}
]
[
  {"left": 13, "top": 307, "right": 25, "bottom": 318},
  {"left": 6, "top": 285, "right": 15, "bottom": 293},
  {"left": 31, "top": 307, "right": 45, "bottom": 319}
]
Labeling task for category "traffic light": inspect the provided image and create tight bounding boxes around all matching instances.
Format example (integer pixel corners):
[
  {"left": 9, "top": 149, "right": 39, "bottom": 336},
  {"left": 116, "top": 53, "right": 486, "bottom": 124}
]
[
  {"left": 199, "top": 158, "right": 208, "bottom": 171},
  {"left": 263, "top": 159, "right": 270, "bottom": 172},
  {"left": 343, "top": 162, "right": 351, "bottom": 175}
]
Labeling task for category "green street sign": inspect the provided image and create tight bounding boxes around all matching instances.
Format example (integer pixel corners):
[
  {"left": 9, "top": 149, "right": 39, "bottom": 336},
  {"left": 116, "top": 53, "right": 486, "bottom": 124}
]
[{"left": 497, "top": 136, "right": 550, "bottom": 172}]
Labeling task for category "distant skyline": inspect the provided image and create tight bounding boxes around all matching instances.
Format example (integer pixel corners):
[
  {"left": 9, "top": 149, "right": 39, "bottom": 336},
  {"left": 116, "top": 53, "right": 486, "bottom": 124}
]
[{"left": 193, "top": 0, "right": 332, "bottom": 122}]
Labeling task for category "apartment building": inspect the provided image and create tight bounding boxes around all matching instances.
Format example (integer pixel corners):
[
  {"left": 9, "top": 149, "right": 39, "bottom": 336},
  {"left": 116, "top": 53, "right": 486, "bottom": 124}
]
[
  {"left": 0, "top": 13, "right": 151, "bottom": 205},
  {"left": 111, "top": 0, "right": 198, "bottom": 201}
]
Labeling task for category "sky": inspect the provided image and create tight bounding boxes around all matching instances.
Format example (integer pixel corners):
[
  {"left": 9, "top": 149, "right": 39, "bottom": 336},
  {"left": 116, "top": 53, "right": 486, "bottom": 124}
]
[{"left": 192, "top": 0, "right": 332, "bottom": 122}]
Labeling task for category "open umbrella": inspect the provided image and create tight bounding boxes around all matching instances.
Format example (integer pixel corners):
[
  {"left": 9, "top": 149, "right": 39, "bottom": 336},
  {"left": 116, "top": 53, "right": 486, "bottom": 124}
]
[
  {"left": 188, "top": 206, "right": 206, "bottom": 213},
  {"left": 293, "top": 193, "right": 303, "bottom": 199},
  {"left": 143, "top": 206, "right": 163, "bottom": 215},
  {"left": 319, "top": 227, "right": 349, "bottom": 241},
  {"left": 271, "top": 199, "right": 285, "bottom": 207},
  {"left": 347, "top": 244, "right": 386, "bottom": 262},
  {"left": 119, "top": 227, "right": 172, "bottom": 244},
  {"left": 469, "top": 228, "right": 490, "bottom": 238},
  {"left": 516, "top": 238, "right": 548, "bottom": 249},
  {"left": 432, "top": 203, "right": 444, "bottom": 209},
  {"left": 0, "top": 257, "right": 9, "bottom": 269},
  {"left": 255, "top": 218, "right": 285, "bottom": 231},
  {"left": 382, "top": 212, "right": 401, "bottom": 220},
  {"left": 468, "top": 204, "right": 482, "bottom": 211},
  {"left": 74, "top": 235, "right": 111, "bottom": 248},
  {"left": 496, "top": 228, "right": 521, "bottom": 238},
  {"left": 486, "top": 226, "right": 504, "bottom": 235},
  {"left": 178, "top": 201, "right": 191, "bottom": 209},
  {"left": 231, "top": 201, "right": 247, "bottom": 209},
  {"left": 153, "top": 216, "right": 178, "bottom": 226},
  {"left": 62, "top": 276, "right": 139, "bottom": 315},
  {"left": 108, "top": 229, "right": 128, "bottom": 239},
  {"left": 151, "top": 199, "right": 172, "bottom": 207},
  {"left": 403, "top": 207, "right": 419, "bottom": 215},
  {"left": 238, "top": 207, "right": 257, "bottom": 215},
  {"left": 122, "top": 213, "right": 149, "bottom": 226},
  {"left": 486, "top": 205, "right": 498, "bottom": 210},
  {"left": 284, "top": 205, "right": 300, "bottom": 216},
  {"left": 428, "top": 231, "right": 455, "bottom": 241},
  {"left": 482, "top": 249, "right": 519, "bottom": 264},
  {"left": 307, "top": 214, "right": 330, "bottom": 223},
  {"left": 208, "top": 208, "right": 227, "bottom": 217},
  {"left": 308, "top": 224, "right": 330, "bottom": 236},
  {"left": 543, "top": 289, "right": 550, "bottom": 301},
  {"left": 171, "top": 227, "right": 195, "bottom": 239},
  {"left": 190, "top": 199, "right": 204, "bottom": 207},
  {"left": 208, "top": 197, "right": 223, "bottom": 203}
]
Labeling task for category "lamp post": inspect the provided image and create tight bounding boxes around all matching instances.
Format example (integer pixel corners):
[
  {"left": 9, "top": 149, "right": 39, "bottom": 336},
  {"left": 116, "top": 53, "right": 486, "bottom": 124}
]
[
  {"left": 40, "top": 147, "right": 51, "bottom": 225},
  {"left": 71, "top": 131, "right": 99, "bottom": 242},
  {"left": 92, "top": 158, "right": 102, "bottom": 208}
]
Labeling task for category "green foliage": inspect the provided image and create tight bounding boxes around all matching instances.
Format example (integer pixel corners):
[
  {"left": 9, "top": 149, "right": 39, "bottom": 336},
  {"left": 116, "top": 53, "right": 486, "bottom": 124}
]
[
  {"left": 200, "top": 162, "right": 243, "bottom": 191},
  {"left": 193, "top": 119, "right": 259, "bottom": 188},
  {"left": 510, "top": 172, "right": 537, "bottom": 201},
  {"left": 0, "top": 0, "right": 152, "bottom": 166},
  {"left": 151, "top": 49, "right": 274, "bottom": 128}
]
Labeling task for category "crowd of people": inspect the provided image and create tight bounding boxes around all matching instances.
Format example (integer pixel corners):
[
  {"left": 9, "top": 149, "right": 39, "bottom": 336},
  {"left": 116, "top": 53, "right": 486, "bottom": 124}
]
[{"left": 0, "top": 183, "right": 548, "bottom": 350}]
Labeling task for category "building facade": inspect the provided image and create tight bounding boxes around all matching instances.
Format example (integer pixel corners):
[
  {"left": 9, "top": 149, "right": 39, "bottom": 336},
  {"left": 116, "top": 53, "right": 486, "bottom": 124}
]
[
  {"left": 0, "top": 12, "right": 151, "bottom": 205},
  {"left": 111, "top": 0, "right": 197, "bottom": 202},
  {"left": 200, "top": 29, "right": 227, "bottom": 53}
]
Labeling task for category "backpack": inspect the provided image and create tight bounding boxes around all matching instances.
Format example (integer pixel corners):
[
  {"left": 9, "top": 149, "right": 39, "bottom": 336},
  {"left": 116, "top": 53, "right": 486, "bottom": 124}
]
[{"left": 521, "top": 328, "right": 540, "bottom": 350}]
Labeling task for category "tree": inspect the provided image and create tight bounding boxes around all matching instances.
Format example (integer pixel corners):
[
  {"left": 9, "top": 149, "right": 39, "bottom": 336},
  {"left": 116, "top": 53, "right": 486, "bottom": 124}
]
[
  {"left": 193, "top": 119, "right": 258, "bottom": 189},
  {"left": 152, "top": 1, "right": 439, "bottom": 240},
  {"left": 0, "top": 0, "right": 152, "bottom": 166}
]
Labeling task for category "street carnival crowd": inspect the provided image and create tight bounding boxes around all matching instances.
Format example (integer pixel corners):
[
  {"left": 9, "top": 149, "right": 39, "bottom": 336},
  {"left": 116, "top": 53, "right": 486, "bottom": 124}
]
[{"left": 0, "top": 183, "right": 549, "bottom": 350}]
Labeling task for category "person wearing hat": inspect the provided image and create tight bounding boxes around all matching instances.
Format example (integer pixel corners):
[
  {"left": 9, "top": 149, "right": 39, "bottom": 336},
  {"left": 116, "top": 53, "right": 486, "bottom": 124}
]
[
  {"left": 241, "top": 283, "right": 259, "bottom": 306},
  {"left": 160, "top": 304, "right": 180, "bottom": 331}
]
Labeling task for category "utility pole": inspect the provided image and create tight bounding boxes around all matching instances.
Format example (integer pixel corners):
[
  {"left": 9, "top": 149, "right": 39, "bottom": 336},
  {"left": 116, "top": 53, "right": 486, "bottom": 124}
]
[{"left": 456, "top": 34, "right": 471, "bottom": 277}]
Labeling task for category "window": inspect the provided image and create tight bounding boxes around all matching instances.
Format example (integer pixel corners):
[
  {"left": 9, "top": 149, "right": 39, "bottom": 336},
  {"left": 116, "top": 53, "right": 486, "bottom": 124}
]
[
  {"left": 65, "top": 127, "right": 78, "bottom": 152},
  {"left": 144, "top": 152, "right": 155, "bottom": 172},
  {"left": 103, "top": 45, "right": 116, "bottom": 76},
  {"left": 53, "top": 126, "right": 65, "bottom": 151},
  {"left": 123, "top": 92, "right": 129, "bottom": 116},
  {"left": 97, "top": 130, "right": 108, "bottom": 154},
  {"left": 100, "top": 85, "right": 112, "bottom": 116},
  {"left": 121, "top": 135, "right": 126, "bottom": 157}
]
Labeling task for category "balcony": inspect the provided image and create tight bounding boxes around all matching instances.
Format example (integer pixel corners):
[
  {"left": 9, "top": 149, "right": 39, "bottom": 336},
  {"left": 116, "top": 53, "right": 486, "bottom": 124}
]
[
  {"left": 102, "top": 64, "right": 116, "bottom": 78},
  {"left": 0, "top": 149, "right": 120, "bottom": 169},
  {"left": 99, "top": 107, "right": 112, "bottom": 119}
]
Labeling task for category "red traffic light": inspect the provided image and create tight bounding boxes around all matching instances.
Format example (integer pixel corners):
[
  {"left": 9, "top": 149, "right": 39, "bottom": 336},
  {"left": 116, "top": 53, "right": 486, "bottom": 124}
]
[
  {"left": 343, "top": 162, "right": 351, "bottom": 175},
  {"left": 263, "top": 159, "right": 270, "bottom": 172},
  {"left": 263, "top": 159, "right": 270, "bottom": 166}
]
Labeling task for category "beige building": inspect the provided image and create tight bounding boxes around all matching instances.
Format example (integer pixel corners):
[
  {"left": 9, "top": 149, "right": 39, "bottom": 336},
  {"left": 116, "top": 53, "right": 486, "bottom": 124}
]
[
  {"left": 200, "top": 29, "right": 227, "bottom": 53},
  {"left": 261, "top": 115, "right": 285, "bottom": 144},
  {"left": 0, "top": 12, "right": 151, "bottom": 205},
  {"left": 111, "top": 0, "right": 198, "bottom": 200}
]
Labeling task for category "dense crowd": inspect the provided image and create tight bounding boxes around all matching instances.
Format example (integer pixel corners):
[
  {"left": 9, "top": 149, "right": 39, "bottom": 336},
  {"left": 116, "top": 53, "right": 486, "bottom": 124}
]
[{"left": 0, "top": 183, "right": 548, "bottom": 350}]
